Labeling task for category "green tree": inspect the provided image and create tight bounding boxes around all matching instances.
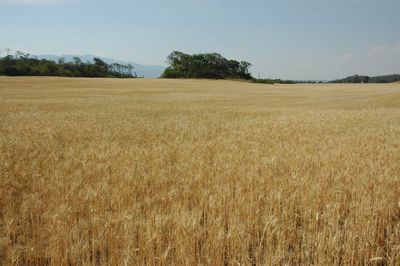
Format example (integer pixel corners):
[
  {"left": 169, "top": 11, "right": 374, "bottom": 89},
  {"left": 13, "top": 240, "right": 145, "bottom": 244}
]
[{"left": 73, "top": 57, "right": 82, "bottom": 65}]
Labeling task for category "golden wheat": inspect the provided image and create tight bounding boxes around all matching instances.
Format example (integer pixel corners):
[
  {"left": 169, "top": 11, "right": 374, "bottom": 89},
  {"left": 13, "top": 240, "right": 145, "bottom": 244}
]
[{"left": 1, "top": 77, "right": 400, "bottom": 265}]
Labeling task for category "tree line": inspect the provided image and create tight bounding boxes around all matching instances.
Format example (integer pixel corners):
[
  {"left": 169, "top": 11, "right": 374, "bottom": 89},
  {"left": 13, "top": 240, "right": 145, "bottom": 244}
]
[
  {"left": 0, "top": 51, "right": 136, "bottom": 78},
  {"left": 161, "top": 51, "right": 253, "bottom": 80},
  {"left": 331, "top": 74, "right": 400, "bottom": 83},
  {"left": 6, "top": 49, "right": 398, "bottom": 83},
  {"left": 251, "top": 78, "right": 296, "bottom": 84}
]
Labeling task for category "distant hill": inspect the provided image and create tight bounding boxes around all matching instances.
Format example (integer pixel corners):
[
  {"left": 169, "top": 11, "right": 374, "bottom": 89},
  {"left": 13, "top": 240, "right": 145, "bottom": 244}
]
[
  {"left": 35, "top": 54, "right": 165, "bottom": 78},
  {"left": 332, "top": 74, "right": 400, "bottom": 83}
]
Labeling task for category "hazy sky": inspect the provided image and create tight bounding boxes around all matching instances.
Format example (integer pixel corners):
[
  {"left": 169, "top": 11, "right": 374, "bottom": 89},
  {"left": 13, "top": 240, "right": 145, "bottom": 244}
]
[{"left": 1, "top": 0, "right": 399, "bottom": 80}]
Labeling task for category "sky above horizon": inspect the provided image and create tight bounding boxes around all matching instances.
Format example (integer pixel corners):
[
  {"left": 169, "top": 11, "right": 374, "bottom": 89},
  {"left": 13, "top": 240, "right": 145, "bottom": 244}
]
[{"left": 1, "top": 0, "right": 399, "bottom": 80}]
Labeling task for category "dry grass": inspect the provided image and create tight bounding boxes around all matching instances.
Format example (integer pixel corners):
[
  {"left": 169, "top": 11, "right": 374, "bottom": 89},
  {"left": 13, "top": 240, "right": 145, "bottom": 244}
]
[{"left": 1, "top": 77, "right": 400, "bottom": 265}]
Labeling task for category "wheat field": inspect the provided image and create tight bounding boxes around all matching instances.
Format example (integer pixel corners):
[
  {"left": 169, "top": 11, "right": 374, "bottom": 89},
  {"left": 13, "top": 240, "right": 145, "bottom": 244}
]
[{"left": 1, "top": 77, "right": 400, "bottom": 265}]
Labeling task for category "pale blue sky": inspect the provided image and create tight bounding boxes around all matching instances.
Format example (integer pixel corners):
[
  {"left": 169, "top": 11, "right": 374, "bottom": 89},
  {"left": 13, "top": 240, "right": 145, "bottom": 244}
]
[{"left": 1, "top": 0, "right": 399, "bottom": 80}]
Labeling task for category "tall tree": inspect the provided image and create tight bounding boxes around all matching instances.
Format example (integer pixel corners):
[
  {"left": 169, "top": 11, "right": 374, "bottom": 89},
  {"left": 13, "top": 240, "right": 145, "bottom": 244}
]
[{"left": 73, "top": 57, "right": 82, "bottom": 65}]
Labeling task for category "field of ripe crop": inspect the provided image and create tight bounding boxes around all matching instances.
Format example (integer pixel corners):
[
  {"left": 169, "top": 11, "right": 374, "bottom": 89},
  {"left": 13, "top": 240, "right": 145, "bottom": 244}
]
[{"left": 1, "top": 77, "right": 400, "bottom": 265}]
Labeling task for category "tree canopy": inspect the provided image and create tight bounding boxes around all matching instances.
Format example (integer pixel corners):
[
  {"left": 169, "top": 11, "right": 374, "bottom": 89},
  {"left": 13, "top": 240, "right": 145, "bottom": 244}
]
[
  {"left": 161, "top": 51, "right": 253, "bottom": 80},
  {"left": 0, "top": 51, "right": 136, "bottom": 78}
]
